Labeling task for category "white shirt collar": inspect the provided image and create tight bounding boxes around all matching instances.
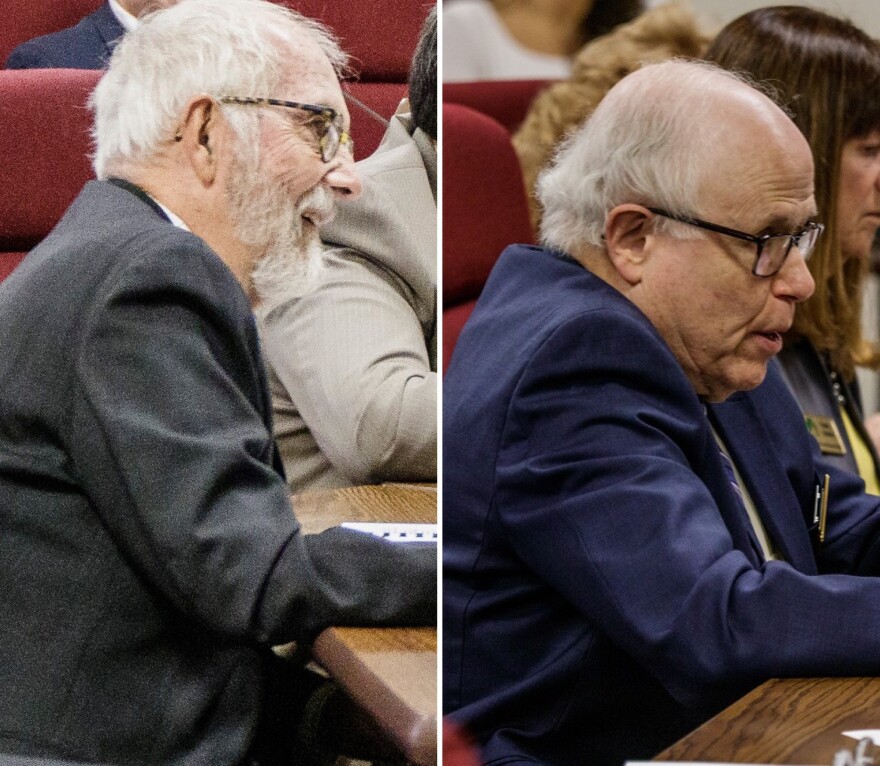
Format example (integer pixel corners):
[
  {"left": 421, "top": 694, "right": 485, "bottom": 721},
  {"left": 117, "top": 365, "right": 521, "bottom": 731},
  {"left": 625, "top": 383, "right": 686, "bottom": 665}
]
[
  {"left": 107, "top": 0, "right": 139, "bottom": 33},
  {"left": 151, "top": 197, "right": 191, "bottom": 232}
]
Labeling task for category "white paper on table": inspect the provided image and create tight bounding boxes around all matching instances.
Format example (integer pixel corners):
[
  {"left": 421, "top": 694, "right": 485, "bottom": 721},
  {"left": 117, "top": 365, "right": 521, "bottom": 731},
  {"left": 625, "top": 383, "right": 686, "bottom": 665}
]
[
  {"left": 843, "top": 730, "right": 880, "bottom": 745},
  {"left": 340, "top": 521, "right": 437, "bottom": 542},
  {"left": 626, "top": 762, "right": 812, "bottom": 766}
]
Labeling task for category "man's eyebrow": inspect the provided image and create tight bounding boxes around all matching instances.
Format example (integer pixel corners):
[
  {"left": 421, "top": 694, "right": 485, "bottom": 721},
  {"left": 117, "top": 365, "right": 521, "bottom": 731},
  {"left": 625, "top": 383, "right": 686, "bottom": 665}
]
[{"left": 759, "top": 212, "right": 818, "bottom": 233}]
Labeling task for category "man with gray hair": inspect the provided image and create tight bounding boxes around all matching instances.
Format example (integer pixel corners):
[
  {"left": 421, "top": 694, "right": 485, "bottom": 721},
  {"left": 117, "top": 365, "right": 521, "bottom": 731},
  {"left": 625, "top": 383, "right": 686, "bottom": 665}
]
[
  {"left": 444, "top": 59, "right": 880, "bottom": 765},
  {"left": 0, "top": 1, "right": 434, "bottom": 764}
]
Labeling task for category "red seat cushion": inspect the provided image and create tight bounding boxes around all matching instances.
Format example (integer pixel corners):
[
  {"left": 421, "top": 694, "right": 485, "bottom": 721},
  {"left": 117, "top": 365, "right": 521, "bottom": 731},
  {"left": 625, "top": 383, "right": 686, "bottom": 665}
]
[
  {"left": 443, "top": 80, "right": 554, "bottom": 133},
  {"left": 442, "top": 104, "right": 534, "bottom": 371},
  {"left": 1, "top": 0, "right": 103, "bottom": 67},
  {"left": 276, "top": 0, "right": 428, "bottom": 82},
  {"left": 0, "top": 68, "right": 100, "bottom": 278}
]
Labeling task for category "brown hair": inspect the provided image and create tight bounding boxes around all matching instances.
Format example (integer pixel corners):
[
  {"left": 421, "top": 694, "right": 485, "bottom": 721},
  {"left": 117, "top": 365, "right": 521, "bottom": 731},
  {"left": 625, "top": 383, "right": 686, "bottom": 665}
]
[
  {"left": 705, "top": 6, "right": 880, "bottom": 379},
  {"left": 584, "top": 0, "right": 643, "bottom": 41}
]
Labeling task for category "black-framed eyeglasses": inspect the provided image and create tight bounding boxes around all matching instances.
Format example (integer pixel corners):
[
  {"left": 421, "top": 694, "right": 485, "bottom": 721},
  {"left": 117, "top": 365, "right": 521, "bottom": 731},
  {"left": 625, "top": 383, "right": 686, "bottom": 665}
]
[
  {"left": 218, "top": 96, "right": 353, "bottom": 163},
  {"left": 647, "top": 207, "right": 824, "bottom": 278}
]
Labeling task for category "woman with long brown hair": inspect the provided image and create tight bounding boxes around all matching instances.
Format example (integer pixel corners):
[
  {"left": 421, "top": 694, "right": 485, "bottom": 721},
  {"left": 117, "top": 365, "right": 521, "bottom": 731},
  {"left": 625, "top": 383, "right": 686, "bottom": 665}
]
[{"left": 706, "top": 6, "right": 880, "bottom": 491}]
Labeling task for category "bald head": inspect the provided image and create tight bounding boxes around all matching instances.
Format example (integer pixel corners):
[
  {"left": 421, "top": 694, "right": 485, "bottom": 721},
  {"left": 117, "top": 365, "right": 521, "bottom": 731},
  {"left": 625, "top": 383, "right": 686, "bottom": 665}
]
[
  {"left": 537, "top": 59, "right": 814, "bottom": 257},
  {"left": 695, "top": 77, "right": 813, "bottom": 207}
]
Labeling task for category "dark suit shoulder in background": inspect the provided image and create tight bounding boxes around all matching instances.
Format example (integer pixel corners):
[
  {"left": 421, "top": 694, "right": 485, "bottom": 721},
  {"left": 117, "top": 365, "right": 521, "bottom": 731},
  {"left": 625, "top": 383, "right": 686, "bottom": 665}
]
[{"left": 5, "top": 2, "right": 123, "bottom": 70}]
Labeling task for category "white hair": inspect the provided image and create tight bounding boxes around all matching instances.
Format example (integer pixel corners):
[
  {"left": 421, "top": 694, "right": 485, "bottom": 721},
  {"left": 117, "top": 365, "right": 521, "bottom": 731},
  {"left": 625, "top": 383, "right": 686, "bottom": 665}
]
[
  {"left": 90, "top": 0, "right": 348, "bottom": 178},
  {"left": 536, "top": 59, "right": 772, "bottom": 254}
]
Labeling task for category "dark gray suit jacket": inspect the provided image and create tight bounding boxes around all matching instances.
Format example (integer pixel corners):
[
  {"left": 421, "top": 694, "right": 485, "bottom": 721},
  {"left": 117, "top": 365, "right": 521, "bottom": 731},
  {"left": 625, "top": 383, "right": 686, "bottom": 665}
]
[
  {"left": 5, "top": 3, "right": 124, "bottom": 70},
  {"left": 0, "top": 180, "right": 435, "bottom": 764}
]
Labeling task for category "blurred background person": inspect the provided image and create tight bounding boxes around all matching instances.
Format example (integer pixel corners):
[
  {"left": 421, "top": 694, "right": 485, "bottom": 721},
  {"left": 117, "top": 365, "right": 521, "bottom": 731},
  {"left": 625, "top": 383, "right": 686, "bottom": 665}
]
[
  {"left": 705, "top": 6, "right": 880, "bottom": 492},
  {"left": 443, "top": 0, "right": 643, "bottom": 82},
  {"left": 5, "top": 0, "right": 163, "bottom": 69}
]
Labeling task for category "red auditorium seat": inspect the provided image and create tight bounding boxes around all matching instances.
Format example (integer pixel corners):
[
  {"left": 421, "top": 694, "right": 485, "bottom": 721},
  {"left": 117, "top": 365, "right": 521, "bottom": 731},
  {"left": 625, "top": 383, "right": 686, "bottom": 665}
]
[
  {"left": 343, "top": 81, "right": 407, "bottom": 160},
  {"left": 443, "top": 720, "right": 482, "bottom": 766},
  {"left": 443, "top": 80, "right": 554, "bottom": 133},
  {"left": 2, "top": 1, "right": 424, "bottom": 84},
  {"left": 0, "top": 68, "right": 100, "bottom": 282},
  {"left": 278, "top": 0, "right": 426, "bottom": 82},
  {"left": 1, "top": 0, "right": 102, "bottom": 67},
  {"left": 443, "top": 104, "right": 534, "bottom": 372}
]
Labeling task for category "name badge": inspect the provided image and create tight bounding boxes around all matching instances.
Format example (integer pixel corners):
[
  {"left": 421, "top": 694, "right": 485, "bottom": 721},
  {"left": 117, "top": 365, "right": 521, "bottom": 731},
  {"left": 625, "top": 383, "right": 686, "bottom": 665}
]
[{"left": 804, "top": 413, "right": 847, "bottom": 455}]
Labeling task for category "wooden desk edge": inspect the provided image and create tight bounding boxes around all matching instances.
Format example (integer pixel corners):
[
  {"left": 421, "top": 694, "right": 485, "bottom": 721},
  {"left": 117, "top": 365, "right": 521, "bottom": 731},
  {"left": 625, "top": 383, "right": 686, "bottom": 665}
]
[
  {"left": 312, "top": 628, "right": 437, "bottom": 766},
  {"left": 654, "top": 680, "right": 774, "bottom": 761},
  {"left": 654, "top": 677, "right": 880, "bottom": 764}
]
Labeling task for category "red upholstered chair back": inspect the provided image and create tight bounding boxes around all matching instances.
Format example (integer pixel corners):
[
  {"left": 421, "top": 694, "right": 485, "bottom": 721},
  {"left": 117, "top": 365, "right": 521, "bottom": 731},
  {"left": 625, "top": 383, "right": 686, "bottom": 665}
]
[
  {"left": 443, "top": 80, "right": 553, "bottom": 133},
  {"left": 0, "top": 68, "right": 100, "bottom": 281},
  {"left": 288, "top": 0, "right": 420, "bottom": 155},
  {"left": 442, "top": 103, "right": 534, "bottom": 372},
  {"left": 3, "top": 1, "right": 425, "bottom": 84},
  {"left": 276, "top": 0, "right": 427, "bottom": 82},
  {"left": 1, "top": 0, "right": 103, "bottom": 67},
  {"left": 443, "top": 720, "right": 483, "bottom": 766},
  {"left": 343, "top": 81, "right": 407, "bottom": 160}
]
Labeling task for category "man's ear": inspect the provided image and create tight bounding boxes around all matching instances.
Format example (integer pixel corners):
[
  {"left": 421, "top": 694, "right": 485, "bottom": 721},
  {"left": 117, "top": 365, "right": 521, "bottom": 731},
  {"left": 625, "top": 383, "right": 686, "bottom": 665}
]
[
  {"left": 175, "top": 96, "right": 222, "bottom": 187},
  {"left": 604, "top": 204, "right": 653, "bottom": 285}
]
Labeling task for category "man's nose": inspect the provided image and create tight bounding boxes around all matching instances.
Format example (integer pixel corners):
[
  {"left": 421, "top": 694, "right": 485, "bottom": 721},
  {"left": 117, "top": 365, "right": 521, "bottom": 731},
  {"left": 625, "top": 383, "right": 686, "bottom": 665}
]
[
  {"left": 773, "top": 245, "right": 815, "bottom": 303},
  {"left": 325, "top": 149, "right": 362, "bottom": 199}
]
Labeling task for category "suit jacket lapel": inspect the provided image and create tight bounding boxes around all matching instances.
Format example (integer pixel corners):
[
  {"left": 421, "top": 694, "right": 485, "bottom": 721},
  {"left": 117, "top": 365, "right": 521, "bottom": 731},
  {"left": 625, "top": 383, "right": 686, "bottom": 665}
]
[
  {"left": 709, "top": 394, "right": 817, "bottom": 573},
  {"left": 92, "top": 2, "right": 126, "bottom": 57}
]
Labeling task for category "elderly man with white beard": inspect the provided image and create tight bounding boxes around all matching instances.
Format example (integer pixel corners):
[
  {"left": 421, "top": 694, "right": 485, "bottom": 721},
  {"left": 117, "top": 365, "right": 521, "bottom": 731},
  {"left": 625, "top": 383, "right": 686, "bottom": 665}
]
[{"left": 0, "top": 1, "right": 435, "bottom": 765}]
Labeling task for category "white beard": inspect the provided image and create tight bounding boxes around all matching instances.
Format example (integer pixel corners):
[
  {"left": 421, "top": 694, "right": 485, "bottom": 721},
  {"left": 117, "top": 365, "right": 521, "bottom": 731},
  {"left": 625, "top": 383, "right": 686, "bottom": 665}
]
[{"left": 226, "top": 145, "right": 335, "bottom": 317}]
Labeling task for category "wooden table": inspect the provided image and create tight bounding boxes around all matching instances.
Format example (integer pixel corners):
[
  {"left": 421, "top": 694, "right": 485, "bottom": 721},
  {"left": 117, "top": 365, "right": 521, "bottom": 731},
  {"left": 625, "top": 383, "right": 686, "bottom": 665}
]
[
  {"left": 292, "top": 484, "right": 438, "bottom": 766},
  {"left": 655, "top": 677, "right": 880, "bottom": 764},
  {"left": 293, "top": 482, "right": 437, "bottom": 535}
]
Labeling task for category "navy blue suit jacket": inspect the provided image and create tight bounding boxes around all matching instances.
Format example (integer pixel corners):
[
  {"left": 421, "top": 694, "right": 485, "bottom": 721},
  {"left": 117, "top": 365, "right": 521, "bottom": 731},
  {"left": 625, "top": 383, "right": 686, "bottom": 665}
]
[
  {"left": 443, "top": 244, "right": 880, "bottom": 766},
  {"left": 5, "top": 3, "right": 123, "bottom": 70}
]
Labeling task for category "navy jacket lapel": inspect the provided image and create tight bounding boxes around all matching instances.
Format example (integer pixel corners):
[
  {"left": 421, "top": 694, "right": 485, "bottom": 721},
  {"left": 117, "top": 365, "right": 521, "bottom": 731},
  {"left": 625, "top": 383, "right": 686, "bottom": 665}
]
[
  {"left": 709, "top": 393, "right": 817, "bottom": 573},
  {"left": 91, "top": 2, "right": 126, "bottom": 58}
]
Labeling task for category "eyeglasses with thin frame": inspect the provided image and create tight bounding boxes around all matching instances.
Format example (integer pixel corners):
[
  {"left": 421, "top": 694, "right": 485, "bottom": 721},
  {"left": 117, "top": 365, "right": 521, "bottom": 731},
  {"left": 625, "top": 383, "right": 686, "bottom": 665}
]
[
  {"left": 218, "top": 96, "right": 353, "bottom": 163},
  {"left": 647, "top": 207, "right": 824, "bottom": 278}
]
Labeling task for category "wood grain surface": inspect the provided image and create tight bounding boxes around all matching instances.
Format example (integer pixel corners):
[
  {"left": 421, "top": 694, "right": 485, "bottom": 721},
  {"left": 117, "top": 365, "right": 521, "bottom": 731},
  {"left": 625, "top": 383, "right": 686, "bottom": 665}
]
[
  {"left": 293, "top": 483, "right": 436, "bottom": 534},
  {"left": 656, "top": 678, "right": 880, "bottom": 764},
  {"left": 290, "top": 483, "right": 438, "bottom": 766}
]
